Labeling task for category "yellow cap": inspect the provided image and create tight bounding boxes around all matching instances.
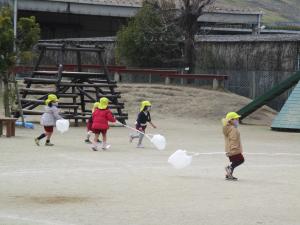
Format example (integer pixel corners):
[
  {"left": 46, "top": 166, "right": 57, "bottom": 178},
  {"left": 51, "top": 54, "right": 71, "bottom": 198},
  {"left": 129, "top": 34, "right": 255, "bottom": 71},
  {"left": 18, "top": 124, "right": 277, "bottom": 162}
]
[
  {"left": 140, "top": 101, "right": 151, "bottom": 112},
  {"left": 45, "top": 94, "right": 58, "bottom": 105},
  {"left": 225, "top": 112, "right": 241, "bottom": 120},
  {"left": 98, "top": 97, "right": 109, "bottom": 109}
]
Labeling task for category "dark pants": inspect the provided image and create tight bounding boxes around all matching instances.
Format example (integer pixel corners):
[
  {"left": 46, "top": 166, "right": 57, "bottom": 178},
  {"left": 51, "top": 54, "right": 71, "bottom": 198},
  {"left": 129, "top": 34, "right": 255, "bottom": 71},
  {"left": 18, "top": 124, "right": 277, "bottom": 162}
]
[{"left": 229, "top": 153, "right": 245, "bottom": 172}]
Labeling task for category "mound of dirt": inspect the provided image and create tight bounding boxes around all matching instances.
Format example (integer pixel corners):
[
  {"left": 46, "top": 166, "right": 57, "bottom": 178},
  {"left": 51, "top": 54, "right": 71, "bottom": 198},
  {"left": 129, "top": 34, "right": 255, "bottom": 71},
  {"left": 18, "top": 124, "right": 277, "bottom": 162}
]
[
  {"left": 0, "top": 83, "right": 276, "bottom": 125},
  {"left": 118, "top": 84, "right": 277, "bottom": 125}
]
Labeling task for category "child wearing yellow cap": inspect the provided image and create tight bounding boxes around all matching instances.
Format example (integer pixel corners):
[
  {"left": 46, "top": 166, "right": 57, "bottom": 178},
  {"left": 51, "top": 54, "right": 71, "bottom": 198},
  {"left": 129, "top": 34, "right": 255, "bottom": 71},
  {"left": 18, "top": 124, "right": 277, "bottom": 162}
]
[
  {"left": 84, "top": 102, "right": 102, "bottom": 144},
  {"left": 91, "top": 97, "right": 116, "bottom": 151},
  {"left": 129, "top": 101, "right": 157, "bottom": 148},
  {"left": 35, "top": 94, "right": 62, "bottom": 146},
  {"left": 222, "top": 112, "right": 245, "bottom": 180}
]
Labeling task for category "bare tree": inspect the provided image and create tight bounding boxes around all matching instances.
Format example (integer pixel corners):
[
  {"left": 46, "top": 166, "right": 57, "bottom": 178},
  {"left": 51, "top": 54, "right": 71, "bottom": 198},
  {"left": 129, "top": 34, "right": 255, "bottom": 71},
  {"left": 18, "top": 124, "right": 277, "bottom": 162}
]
[
  {"left": 177, "top": 0, "right": 215, "bottom": 73},
  {"left": 140, "top": 0, "right": 215, "bottom": 69}
]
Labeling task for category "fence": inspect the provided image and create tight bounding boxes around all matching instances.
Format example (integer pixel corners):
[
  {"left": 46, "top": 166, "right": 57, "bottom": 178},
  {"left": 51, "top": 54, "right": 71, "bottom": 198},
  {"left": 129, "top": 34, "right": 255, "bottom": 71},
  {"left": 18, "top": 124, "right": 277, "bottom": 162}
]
[
  {"left": 13, "top": 65, "right": 229, "bottom": 90},
  {"left": 218, "top": 70, "right": 296, "bottom": 110}
]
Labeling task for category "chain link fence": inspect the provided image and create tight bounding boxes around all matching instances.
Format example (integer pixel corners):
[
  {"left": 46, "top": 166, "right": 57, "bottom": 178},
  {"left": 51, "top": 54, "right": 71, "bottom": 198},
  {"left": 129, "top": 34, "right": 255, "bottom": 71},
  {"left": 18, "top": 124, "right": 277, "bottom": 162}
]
[{"left": 224, "top": 70, "right": 296, "bottom": 111}]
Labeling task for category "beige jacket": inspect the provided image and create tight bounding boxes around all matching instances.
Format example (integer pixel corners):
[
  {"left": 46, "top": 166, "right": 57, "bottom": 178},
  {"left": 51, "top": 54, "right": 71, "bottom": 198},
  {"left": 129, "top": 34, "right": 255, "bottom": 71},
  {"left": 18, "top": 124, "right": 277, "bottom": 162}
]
[{"left": 222, "top": 120, "right": 243, "bottom": 157}]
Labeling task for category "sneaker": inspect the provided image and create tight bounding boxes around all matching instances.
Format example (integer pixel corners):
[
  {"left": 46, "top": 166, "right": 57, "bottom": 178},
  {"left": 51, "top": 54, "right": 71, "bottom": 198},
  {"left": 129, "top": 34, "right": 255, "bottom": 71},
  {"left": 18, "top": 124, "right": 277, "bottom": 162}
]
[
  {"left": 225, "top": 175, "right": 238, "bottom": 181},
  {"left": 34, "top": 138, "right": 40, "bottom": 146},
  {"left": 45, "top": 142, "right": 54, "bottom": 146},
  {"left": 129, "top": 135, "right": 133, "bottom": 143},
  {"left": 102, "top": 144, "right": 111, "bottom": 150},
  {"left": 84, "top": 139, "right": 92, "bottom": 144},
  {"left": 136, "top": 144, "right": 144, "bottom": 148},
  {"left": 91, "top": 146, "right": 98, "bottom": 151},
  {"left": 225, "top": 165, "right": 232, "bottom": 176}
]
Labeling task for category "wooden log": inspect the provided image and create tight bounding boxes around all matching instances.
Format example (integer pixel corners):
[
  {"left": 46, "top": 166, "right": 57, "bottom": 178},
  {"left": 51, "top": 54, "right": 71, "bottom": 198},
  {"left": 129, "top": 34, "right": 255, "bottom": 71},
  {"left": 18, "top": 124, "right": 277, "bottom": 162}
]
[
  {"left": 87, "top": 79, "right": 116, "bottom": 84},
  {"left": 22, "top": 110, "right": 43, "bottom": 115},
  {"left": 20, "top": 88, "right": 55, "bottom": 95},
  {"left": 22, "top": 47, "right": 45, "bottom": 99},
  {"left": 76, "top": 87, "right": 96, "bottom": 102},
  {"left": 24, "top": 77, "right": 58, "bottom": 84},
  {"left": 33, "top": 71, "right": 106, "bottom": 78},
  {"left": 84, "top": 89, "right": 121, "bottom": 95},
  {"left": 59, "top": 83, "right": 117, "bottom": 88},
  {"left": 20, "top": 99, "right": 80, "bottom": 109},
  {"left": 57, "top": 93, "right": 79, "bottom": 98},
  {"left": 22, "top": 110, "right": 79, "bottom": 116},
  {"left": 20, "top": 99, "right": 45, "bottom": 104},
  {"left": 83, "top": 95, "right": 121, "bottom": 102},
  {"left": 21, "top": 110, "right": 128, "bottom": 120},
  {"left": 20, "top": 89, "right": 78, "bottom": 97},
  {"left": 57, "top": 105, "right": 80, "bottom": 109}
]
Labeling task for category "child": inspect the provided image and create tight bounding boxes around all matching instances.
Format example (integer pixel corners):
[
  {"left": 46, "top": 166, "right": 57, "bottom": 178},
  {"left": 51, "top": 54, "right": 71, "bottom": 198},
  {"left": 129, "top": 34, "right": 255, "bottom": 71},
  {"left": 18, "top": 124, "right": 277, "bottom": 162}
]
[
  {"left": 129, "top": 101, "right": 156, "bottom": 148},
  {"left": 35, "top": 94, "right": 62, "bottom": 146},
  {"left": 84, "top": 102, "right": 101, "bottom": 144},
  {"left": 222, "top": 112, "right": 245, "bottom": 180},
  {"left": 91, "top": 97, "right": 116, "bottom": 151}
]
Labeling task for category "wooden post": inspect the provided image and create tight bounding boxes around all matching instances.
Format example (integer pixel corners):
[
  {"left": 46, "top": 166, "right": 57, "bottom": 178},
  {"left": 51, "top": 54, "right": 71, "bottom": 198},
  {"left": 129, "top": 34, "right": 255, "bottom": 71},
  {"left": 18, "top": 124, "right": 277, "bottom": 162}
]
[
  {"left": 22, "top": 46, "right": 45, "bottom": 98},
  {"left": 165, "top": 76, "right": 170, "bottom": 85},
  {"left": 219, "top": 79, "right": 225, "bottom": 89},
  {"left": 212, "top": 78, "right": 219, "bottom": 90},
  {"left": 72, "top": 86, "right": 78, "bottom": 126},
  {"left": 114, "top": 71, "right": 120, "bottom": 82},
  {"left": 180, "top": 77, "right": 183, "bottom": 85},
  {"left": 252, "top": 72, "right": 256, "bottom": 99},
  {"left": 0, "top": 120, "right": 3, "bottom": 136},
  {"left": 13, "top": 76, "right": 25, "bottom": 125},
  {"left": 76, "top": 47, "right": 82, "bottom": 72}
]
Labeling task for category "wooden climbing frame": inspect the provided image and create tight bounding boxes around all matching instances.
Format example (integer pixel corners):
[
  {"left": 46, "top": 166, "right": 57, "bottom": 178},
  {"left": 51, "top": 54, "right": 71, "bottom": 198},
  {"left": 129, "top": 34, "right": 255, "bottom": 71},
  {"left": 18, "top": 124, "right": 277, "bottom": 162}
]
[{"left": 18, "top": 43, "right": 128, "bottom": 125}]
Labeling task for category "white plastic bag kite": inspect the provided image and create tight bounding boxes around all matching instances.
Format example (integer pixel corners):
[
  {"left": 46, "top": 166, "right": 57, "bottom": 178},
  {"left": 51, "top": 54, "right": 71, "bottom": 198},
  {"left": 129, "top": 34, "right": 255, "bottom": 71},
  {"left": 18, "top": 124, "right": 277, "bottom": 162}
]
[
  {"left": 150, "top": 134, "right": 166, "bottom": 150},
  {"left": 116, "top": 121, "right": 166, "bottom": 150},
  {"left": 56, "top": 119, "right": 70, "bottom": 133},
  {"left": 168, "top": 150, "right": 192, "bottom": 169}
]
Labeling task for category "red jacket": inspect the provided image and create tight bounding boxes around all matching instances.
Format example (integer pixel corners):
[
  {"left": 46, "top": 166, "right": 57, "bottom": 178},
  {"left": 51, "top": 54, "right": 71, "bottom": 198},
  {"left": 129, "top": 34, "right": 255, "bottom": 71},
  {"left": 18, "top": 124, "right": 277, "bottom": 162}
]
[{"left": 92, "top": 108, "right": 116, "bottom": 130}]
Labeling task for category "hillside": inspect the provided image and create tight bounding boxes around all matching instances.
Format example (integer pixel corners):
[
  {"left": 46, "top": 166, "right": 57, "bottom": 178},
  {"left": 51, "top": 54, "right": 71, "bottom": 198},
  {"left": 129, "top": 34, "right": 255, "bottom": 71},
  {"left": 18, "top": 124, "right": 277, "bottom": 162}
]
[
  {"left": 0, "top": 84, "right": 276, "bottom": 125},
  {"left": 215, "top": 0, "right": 300, "bottom": 25},
  {"left": 118, "top": 84, "right": 276, "bottom": 125}
]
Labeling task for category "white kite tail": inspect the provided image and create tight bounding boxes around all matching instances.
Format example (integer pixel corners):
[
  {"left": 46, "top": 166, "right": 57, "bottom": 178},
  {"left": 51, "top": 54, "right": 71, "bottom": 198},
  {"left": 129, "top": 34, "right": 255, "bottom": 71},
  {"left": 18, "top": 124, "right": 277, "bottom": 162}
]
[
  {"left": 185, "top": 151, "right": 201, "bottom": 156},
  {"left": 116, "top": 121, "right": 152, "bottom": 141}
]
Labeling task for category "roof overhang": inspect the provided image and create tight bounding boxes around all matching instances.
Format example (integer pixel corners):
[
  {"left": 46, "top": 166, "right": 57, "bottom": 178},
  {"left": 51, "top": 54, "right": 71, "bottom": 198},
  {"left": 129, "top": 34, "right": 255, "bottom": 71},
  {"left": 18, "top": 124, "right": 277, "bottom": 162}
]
[{"left": 0, "top": 0, "right": 140, "bottom": 17}]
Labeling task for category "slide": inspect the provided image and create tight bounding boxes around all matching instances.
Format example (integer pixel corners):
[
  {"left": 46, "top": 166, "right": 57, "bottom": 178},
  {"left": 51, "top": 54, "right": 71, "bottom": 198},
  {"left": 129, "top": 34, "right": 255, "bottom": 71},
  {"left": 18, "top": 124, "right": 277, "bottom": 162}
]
[{"left": 237, "top": 71, "right": 300, "bottom": 120}]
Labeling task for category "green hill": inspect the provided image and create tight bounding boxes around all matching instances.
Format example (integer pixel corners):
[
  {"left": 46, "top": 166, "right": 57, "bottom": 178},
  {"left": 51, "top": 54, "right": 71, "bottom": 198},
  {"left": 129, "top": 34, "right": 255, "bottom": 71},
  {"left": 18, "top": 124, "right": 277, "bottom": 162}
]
[{"left": 216, "top": 0, "right": 300, "bottom": 24}]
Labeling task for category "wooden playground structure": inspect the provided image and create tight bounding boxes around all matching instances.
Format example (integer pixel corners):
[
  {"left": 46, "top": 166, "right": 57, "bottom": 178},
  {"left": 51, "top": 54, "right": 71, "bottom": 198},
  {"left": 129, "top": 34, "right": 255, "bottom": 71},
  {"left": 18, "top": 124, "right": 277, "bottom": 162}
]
[{"left": 18, "top": 43, "right": 128, "bottom": 126}]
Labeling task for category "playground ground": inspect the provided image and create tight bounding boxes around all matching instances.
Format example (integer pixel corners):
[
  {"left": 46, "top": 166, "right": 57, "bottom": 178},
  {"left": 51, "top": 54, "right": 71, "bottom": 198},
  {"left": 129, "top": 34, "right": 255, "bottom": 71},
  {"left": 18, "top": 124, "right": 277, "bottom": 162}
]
[{"left": 0, "top": 116, "right": 299, "bottom": 225}]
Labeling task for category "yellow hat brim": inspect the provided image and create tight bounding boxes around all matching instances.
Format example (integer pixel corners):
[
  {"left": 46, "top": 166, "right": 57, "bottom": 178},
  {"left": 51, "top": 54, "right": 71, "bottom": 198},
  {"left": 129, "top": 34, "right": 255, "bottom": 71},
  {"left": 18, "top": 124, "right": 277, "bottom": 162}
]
[{"left": 98, "top": 103, "right": 108, "bottom": 109}]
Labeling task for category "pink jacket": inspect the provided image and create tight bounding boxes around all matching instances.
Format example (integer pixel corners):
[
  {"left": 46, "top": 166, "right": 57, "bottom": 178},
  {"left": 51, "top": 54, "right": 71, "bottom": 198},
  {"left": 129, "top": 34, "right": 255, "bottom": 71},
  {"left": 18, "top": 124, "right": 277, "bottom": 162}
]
[{"left": 92, "top": 108, "right": 116, "bottom": 130}]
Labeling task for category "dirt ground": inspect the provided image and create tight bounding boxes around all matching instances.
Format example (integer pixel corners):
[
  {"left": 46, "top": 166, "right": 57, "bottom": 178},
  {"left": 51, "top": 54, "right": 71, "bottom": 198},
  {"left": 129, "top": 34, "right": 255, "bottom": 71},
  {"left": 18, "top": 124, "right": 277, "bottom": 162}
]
[
  {"left": 0, "top": 84, "right": 299, "bottom": 225},
  {"left": 0, "top": 116, "right": 300, "bottom": 225},
  {"left": 118, "top": 84, "right": 277, "bottom": 125}
]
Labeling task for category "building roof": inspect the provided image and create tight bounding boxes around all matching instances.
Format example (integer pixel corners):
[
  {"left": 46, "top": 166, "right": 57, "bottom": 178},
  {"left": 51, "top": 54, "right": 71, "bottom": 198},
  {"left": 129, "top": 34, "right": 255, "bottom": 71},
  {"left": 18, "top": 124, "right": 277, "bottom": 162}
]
[
  {"left": 195, "top": 34, "right": 300, "bottom": 42},
  {"left": 48, "top": 0, "right": 141, "bottom": 7},
  {"left": 48, "top": 0, "right": 262, "bottom": 14}
]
